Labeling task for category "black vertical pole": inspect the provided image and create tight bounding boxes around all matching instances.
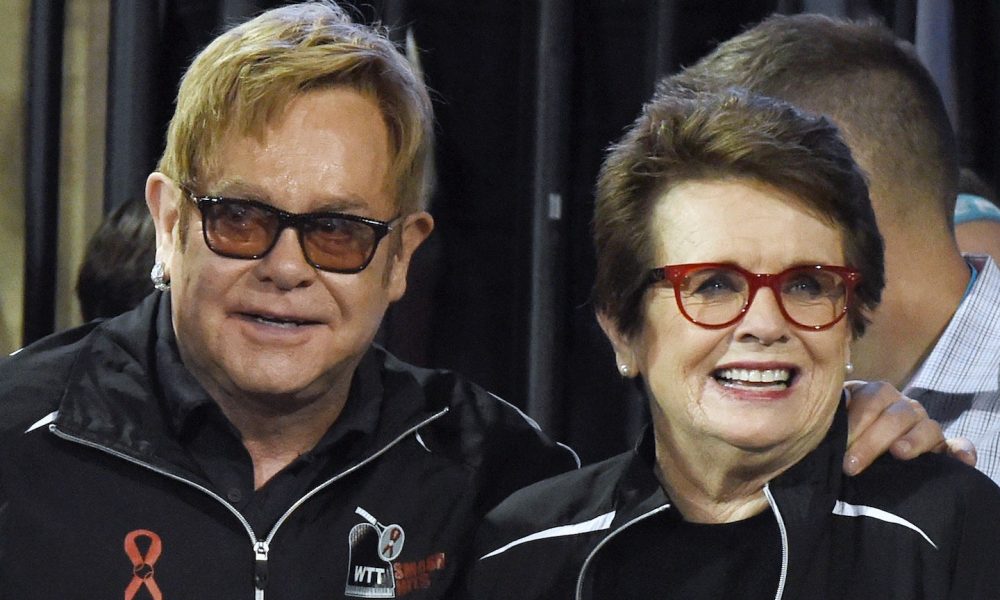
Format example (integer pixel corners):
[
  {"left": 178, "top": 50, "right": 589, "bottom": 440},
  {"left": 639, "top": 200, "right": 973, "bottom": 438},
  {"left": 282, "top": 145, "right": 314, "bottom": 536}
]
[
  {"left": 219, "top": 0, "right": 270, "bottom": 22},
  {"left": 526, "top": 0, "right": 572, "bottom": 434},
  {"left": 892, "top": 0, "right": 918, "bottom": 41},
  {"left": 914, "top": 0, "right": 957, "bottom": 129},
  {"left": 802, "top": 0, "right": 849, "bottom": 16},
  {"left": 649, "top": 0, "right": 678, "bottom": 85},
  {"left": 23, "top": 0, "right": 66, "bottom": 345},
  {"left": 379, "top": 0, "right": 407, "bottom": 33},
  {"left": 104, "top": 0, "right": 164, "bottom": 214}
]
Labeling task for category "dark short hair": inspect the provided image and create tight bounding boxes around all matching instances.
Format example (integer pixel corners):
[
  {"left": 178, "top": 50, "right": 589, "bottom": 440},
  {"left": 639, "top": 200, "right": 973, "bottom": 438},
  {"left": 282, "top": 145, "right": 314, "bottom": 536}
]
[
  {"left": 76, "top": 199, "right": 157, "bottom": 321},
  {"left": 669, "top": 13, "right": 958, "bottom": 229},
  {"left": 593, "top": 88, "right": 885, "bottom": 339}
]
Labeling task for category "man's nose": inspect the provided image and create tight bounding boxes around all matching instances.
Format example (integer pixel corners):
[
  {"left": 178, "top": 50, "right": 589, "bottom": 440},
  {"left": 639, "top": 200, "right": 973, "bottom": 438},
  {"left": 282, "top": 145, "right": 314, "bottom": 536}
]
[{"left": 253, "top": 227, "right": 316, "bottom": 289}]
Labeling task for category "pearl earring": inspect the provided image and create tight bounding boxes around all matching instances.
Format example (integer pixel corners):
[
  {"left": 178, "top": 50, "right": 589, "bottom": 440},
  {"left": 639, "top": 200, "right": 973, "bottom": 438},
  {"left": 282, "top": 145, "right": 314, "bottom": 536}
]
[
  {"left": 845, "top": 361, "right": 854, "bottom": 376},
  {"left": 618, "top": 364, "right": 630, "bottom": 377}
]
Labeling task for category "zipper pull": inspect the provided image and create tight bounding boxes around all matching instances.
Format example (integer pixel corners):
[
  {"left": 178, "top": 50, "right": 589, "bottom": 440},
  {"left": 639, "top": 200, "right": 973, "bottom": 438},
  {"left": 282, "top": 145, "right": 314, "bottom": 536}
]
[{"left": 254, "top": 540, "right": 269, "bottom": 600}]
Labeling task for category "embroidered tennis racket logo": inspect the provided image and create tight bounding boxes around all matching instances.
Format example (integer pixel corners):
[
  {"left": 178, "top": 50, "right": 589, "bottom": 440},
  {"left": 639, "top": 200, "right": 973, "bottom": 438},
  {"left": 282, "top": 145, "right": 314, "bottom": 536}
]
[
  {"left": 345, "top": 507, "right": 405, "bottom": 598},
  {"left": 124, "top": 529, "right": 163, "bottom": 600}
]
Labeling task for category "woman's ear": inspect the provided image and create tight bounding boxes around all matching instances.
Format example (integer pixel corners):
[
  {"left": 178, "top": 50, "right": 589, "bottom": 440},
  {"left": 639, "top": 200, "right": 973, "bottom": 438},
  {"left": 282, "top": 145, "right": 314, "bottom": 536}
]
[{"left": 596, "top": 311, "right": 639, "bottom": 378}]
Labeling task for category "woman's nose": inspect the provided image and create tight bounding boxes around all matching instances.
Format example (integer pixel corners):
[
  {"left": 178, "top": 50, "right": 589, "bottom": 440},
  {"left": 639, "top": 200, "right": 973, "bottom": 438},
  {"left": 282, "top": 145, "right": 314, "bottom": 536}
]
[{"left": 733, "top": 287, "right": 790, "bottom": 345}]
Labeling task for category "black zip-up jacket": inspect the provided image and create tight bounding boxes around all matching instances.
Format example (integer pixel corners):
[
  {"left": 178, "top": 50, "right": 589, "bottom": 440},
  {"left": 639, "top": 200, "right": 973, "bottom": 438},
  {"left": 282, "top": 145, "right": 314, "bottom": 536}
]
[
  {"left": 0, "top": 294, "right": 578, "bottom": 599},
  {"left": 469, "top": 404, "right": 1000, "bottom": 599}
]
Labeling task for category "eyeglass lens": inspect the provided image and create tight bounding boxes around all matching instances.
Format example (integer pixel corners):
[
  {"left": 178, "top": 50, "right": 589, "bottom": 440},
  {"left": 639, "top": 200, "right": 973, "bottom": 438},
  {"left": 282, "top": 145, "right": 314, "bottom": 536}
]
[
  {"left": 200, "top": 198, "right": 385, "bottom": 273},
  {"left": 677, "top": 266, "right": 849, "bottom": 328}
]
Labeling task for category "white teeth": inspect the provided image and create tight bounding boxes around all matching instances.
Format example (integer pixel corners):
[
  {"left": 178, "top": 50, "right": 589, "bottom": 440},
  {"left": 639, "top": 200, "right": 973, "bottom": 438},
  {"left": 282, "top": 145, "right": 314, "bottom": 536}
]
[
  {"left": 254, "top": 316, "right": 299, "bottom": 328},
  {"left": 716, "top": 368, "right": 791, "bottom": 384}
]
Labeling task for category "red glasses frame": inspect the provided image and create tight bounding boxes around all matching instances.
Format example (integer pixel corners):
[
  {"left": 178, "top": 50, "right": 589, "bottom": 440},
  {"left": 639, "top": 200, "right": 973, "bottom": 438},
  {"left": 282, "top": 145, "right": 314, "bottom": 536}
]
[{"left": 648, "top": 262, "right": 862, "bottom": 330}]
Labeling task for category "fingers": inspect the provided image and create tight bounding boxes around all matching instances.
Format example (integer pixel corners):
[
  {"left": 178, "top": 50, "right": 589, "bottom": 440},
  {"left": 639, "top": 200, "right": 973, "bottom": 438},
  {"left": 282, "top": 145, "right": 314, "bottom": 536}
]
[
  {"left": 842, "top": 381, "right": 941, "bottom": 476},
  {"left": 843, "top": 380, "right": 894, "bottom": 444},
  {"left": 944, "top": 437, "right": 978, "bottom": 467},
  {"left": 886, "top": 411, "right": 946, "bottom": 460}
]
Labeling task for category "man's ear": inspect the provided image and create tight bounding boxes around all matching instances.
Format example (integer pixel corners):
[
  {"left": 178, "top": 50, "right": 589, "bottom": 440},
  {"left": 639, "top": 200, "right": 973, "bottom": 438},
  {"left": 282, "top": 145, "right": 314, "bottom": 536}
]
[
  {"left": 387, "top": 210, "right": 434, "bottom": 301},
  {"left": 596, "top": 311, "right": 639, "bottom": 377},
  {"left": 145, "top": 172, "right": 181, "bottom": 268}
]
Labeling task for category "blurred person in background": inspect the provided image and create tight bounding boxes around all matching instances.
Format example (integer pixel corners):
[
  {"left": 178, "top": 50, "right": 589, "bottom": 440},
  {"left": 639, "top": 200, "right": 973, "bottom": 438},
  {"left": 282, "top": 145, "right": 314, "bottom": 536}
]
[
  {"left": 954, "top": 167, "right": 1000, "bottom": 262},
  {"left": 76, "top": 198, "right": 156, "bottom": 321}
]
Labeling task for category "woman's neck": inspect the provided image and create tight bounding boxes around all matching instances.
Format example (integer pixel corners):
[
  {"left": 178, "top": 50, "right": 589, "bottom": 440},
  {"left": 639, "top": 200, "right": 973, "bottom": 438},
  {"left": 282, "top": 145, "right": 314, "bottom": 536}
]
[
  {"left": 653, "top": 443, "right": 774, "bottom": 523},
  {"left": 650, "top": 423, "right": 822, "bottom": 524}
]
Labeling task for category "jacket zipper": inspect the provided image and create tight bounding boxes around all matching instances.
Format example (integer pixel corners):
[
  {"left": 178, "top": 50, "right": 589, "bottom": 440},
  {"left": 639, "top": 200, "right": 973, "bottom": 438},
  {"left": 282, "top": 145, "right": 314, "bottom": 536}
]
[
  {"left": 48, "top": 407, "right": 449, "bottom": 600},
  {"left": 253, "top": 540, "right": 269, "bottom": 600},
  {"left": 574, "top": 504, "right": 671, "bottom": 600},
  {"left": 762, "top": 484, "right": 789, "bottom": 600}
]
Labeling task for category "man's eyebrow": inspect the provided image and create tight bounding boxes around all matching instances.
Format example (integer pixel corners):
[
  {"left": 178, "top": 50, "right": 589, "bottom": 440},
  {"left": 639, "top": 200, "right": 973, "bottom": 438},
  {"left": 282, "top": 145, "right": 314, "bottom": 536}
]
[
  {"left": 310, "top": 196, "right": 370, "bottom": 213},
  {"left": 209, "top": 179, "right": 371, "bottom": 212},
  {"left": 209, "top": 179, "right": 268, "bottom": 199}
]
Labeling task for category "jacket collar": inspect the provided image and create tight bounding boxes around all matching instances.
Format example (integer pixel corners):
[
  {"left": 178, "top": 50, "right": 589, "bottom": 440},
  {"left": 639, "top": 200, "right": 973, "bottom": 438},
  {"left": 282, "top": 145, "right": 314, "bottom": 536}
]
[
  {"left": 609, "top": 397, "right": 849, "bottom": 526},
  {"left": 609, "top": 426, "right": 671, "bottom": 526},
  {"left": 52, "top": 292, "right": 442, "bottom": 471}
]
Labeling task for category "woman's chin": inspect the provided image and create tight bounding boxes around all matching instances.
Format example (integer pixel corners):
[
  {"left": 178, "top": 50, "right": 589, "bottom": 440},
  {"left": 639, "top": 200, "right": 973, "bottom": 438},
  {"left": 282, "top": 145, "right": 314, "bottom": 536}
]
[{"left": 695, "top": 383, "right": 820, "bottom": 454}]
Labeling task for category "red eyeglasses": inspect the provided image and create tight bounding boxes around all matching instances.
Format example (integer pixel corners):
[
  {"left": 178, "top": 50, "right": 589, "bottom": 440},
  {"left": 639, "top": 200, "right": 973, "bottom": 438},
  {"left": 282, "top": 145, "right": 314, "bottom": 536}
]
[{"left": 648, "top": 263, "right": 862, "bottom": 330}]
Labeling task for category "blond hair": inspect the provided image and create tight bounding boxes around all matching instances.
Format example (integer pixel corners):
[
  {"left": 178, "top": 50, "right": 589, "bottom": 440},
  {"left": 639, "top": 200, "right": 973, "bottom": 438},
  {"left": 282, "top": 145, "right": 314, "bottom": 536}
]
[{"left": 158, "top": 1, "right": 433, "bottom": 216}]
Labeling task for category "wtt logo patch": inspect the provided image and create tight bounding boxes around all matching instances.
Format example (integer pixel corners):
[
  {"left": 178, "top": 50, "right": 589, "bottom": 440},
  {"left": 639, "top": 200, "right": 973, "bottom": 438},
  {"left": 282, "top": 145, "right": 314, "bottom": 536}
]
[
  {"left": 345, "top": 507, "right": 406, "bottom": 598},
  {"left": 344, "top": 506, "right": 447, "bottom": 598}
]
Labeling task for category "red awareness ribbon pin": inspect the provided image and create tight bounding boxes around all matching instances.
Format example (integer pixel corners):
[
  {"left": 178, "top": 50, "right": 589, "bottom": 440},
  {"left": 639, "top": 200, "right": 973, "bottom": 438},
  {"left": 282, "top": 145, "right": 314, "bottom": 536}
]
[{"left": 124, "top": 529, "right": 163, "bottom": 600}]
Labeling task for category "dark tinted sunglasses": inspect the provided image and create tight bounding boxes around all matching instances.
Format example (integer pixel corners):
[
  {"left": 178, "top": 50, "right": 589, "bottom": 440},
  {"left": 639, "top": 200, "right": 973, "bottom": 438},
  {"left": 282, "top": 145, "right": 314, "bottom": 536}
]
[{"left": 184, "top": 190, "right": 400, "bottom": 274}]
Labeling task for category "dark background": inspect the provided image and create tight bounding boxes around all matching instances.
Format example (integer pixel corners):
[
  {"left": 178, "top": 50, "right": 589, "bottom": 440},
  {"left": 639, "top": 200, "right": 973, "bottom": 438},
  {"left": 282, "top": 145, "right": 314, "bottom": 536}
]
[{"left": 23, "top": 0, "right": 1000, "bottom": 464}]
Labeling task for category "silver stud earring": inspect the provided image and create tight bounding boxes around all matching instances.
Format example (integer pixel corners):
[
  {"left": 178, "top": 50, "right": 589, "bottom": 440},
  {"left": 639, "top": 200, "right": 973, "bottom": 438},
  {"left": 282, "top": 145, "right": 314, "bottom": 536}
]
[
  {"left": 618, "top": 364, "right": 630, "bottom": 377},
  {"left": 150, "top": 261, "right": 171, "bottom": 292},
  {"left": 845, "top": 361, "right": 854, "bottom": 376}
]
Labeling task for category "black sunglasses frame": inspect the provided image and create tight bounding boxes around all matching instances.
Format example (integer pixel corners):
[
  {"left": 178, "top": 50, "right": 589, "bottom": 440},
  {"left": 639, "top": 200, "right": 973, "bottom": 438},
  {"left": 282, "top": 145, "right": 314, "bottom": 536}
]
[{"left": 184, "top": 190, "right": 399, "bottom": 274}]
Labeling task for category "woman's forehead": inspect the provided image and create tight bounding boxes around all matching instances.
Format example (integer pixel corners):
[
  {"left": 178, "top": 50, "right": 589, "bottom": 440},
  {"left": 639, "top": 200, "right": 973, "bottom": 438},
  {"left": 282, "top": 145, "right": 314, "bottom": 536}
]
[{"left": 649, "top": 179, "right": 846, "bottom": 267}]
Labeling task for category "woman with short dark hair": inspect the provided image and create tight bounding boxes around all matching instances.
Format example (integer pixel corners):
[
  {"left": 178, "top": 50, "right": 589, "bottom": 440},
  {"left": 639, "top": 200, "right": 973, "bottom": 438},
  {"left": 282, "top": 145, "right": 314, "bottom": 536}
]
[{"left": 468, "top": 89, "right": 1000, "bottom": 599}]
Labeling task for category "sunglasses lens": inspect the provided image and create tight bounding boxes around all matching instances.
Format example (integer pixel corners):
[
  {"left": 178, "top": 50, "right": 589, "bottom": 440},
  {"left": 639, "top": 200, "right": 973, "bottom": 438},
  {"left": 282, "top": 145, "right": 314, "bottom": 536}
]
[
  {"left": 301, "top": 216, "right": 379, "bottom": 272},
  {"left": 202, "top": 201, "right": 277, "bottom": 258},
  {"left": 198, "top": 197, "right": 385, "bottom": 273}
]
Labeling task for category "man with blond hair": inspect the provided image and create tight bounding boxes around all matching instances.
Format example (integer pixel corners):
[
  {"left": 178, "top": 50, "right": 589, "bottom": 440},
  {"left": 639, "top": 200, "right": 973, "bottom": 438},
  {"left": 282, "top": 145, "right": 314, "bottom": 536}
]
[
  {"left": 0, "top": 3, "right": 576, "bottom": 597},
  {"left": 0, "top": 3, "right": 966, "bottom": 598}
]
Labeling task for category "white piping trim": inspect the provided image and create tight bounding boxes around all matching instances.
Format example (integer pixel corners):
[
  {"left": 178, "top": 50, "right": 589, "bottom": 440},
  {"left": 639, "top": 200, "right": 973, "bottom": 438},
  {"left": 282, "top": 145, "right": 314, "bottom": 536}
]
[
  {"left": 557, "top": 442, "right": 582, "bottom": 468},
  {"left": 415, "top": 431, "right": 431, "bottom": 452},
  {"left": 480, "top": 510, "right": 616, "bottom": 560},
  {"left": 488, "top": 392, "right": 582, "bottom": 468},
  {"left": 833, "top": 500, "right": 938, "bottom": 550},
  {"left": 26, "top": 410, "right": 58, "bottom": 433},
  {"left": 575, "top": 504, "right": 670, "bottom": 599}
]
